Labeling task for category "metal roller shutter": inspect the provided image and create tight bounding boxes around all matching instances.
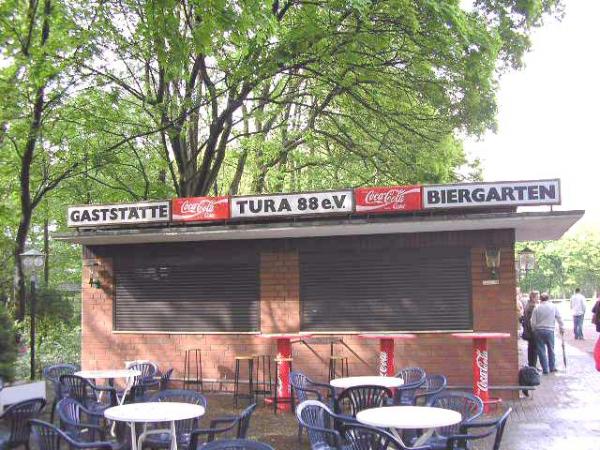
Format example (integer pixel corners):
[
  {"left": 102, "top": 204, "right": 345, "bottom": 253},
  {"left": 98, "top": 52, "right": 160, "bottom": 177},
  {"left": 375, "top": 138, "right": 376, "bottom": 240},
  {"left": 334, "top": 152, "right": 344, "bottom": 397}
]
[
  {"left": 300, "top": 248, "right": 472, "bottom": 332},
  {"left": 114, "top": 253, "right": 259, "bottom": 332}
]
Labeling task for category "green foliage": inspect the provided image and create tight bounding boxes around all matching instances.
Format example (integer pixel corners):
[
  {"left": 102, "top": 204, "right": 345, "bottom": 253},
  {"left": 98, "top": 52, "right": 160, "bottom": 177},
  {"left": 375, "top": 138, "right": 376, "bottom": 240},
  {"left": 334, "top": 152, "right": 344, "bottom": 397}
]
[
  {"left": 0, "top": 303, "right": 18, "bottom": 381},
  {"left": 14, "top": 320, "right": 81, "bottom": 380},
  {"left": 517, "top": 231, "right": 600, "bottom": 298}
]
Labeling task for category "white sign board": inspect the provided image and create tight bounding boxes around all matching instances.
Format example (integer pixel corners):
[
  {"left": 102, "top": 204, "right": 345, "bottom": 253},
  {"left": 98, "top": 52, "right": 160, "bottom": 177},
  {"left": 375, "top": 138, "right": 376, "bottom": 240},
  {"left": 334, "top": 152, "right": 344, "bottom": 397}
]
[
  {"left": 231, "top": 191, "right": 353, "bottom": 219},
  {"left": 68, "top": 201, "right": 170, "bottom": 227},
  {"left": 423, "top": 179, "right": 560, "bottom": 209}
]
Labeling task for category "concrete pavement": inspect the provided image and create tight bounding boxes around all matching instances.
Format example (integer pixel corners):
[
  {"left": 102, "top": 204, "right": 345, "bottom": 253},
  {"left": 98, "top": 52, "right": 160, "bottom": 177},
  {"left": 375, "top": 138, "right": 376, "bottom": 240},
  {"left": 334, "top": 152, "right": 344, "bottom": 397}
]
[{"left": 496, "top": 318, "right": 600, "bottom": 450}]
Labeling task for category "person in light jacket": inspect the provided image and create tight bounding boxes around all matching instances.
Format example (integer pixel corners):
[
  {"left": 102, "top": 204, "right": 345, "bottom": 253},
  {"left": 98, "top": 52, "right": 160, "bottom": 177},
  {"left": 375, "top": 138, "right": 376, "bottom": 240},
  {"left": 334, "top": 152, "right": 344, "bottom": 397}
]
[
  {"left": 531, "top": 293, "right": 565, "bottom": 374},
  {"left": 570, "top": 287, "right": 587, "bottom": 340}
]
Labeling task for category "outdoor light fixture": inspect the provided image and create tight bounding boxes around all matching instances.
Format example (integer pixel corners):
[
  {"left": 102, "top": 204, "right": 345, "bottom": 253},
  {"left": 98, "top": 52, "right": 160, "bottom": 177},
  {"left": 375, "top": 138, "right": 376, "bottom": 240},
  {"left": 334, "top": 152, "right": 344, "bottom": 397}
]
[
  {"left": 484, "top": 248, "right": 501, "bottom": 280},
  {"left": 87, "top": 261, "right": 102, "bottom": 288},
  {"left": 518, "top": 246, "right": 536, "bottom": 276},
  {"left": 19, "top": 248, "right": 46, "bottom": 381}
]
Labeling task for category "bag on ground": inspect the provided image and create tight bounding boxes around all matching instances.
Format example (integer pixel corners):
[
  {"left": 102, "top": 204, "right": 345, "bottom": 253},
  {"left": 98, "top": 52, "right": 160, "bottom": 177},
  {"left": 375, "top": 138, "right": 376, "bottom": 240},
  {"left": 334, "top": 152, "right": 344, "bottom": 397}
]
[{"left": 519, "top": 365, "right": 541, "bottom": 387}]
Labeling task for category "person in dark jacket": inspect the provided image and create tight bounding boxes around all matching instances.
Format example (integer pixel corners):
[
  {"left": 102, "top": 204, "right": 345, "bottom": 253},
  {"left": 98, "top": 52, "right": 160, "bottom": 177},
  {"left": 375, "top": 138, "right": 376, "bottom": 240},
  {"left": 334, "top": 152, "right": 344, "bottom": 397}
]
[
  {"left": 592, "top": 295, "right": 600, "bottom": 333},
  {"left": 523, "top": 291, "right": 540, "bottom": 368}
]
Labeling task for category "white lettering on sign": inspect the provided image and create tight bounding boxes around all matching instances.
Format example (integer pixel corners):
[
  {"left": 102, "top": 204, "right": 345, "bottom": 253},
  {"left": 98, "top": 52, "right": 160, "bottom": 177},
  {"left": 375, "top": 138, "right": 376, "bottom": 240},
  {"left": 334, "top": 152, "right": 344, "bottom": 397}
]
[
  {"left": 423, "top": 179, "right": 560, "bottom": 209},
  {"left": 67, "top": 202, "right": 170, "bottom": 227},
  {"left": 231, "top": 191, "right": 353, "bottom": 219}
]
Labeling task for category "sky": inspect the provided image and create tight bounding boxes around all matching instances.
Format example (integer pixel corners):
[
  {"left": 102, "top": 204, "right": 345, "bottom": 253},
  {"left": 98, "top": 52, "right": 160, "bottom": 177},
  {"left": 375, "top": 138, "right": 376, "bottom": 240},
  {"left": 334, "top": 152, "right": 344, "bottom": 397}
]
[{"left": 464, "top": 0, "right": 599, "bottom": 232}]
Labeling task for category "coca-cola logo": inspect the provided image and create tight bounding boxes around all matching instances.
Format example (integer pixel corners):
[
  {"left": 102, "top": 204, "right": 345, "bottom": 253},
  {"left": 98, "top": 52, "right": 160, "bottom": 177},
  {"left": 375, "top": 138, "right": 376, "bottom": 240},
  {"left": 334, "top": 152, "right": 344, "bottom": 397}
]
[
  {"left": 180, "top": 199, "right": 216, "bottom": 215},
  {"left": 475, "top": 349, "right": 489, "bottom": 393},
  {"left": 355, "top": 186, "right": 421, "bottom": 213},
  {"left": 379, "top": 351, "right": 388, "bottom": 376},
  {"left": 365, "top": 189, "right": 408, "bottom": 208}
]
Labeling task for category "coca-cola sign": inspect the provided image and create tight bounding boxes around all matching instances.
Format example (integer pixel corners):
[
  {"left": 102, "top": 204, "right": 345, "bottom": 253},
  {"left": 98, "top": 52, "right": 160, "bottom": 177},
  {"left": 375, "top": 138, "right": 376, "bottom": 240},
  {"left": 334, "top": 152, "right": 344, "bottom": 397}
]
[
  {"left": 172, "top": 196, "right": 230, "bottom": 222},
  {"left": 354, "top": 186, "right": 422, "bottom": 214},
  {"left": 475, "top": 348, "right": 489, "bottom": 395}
]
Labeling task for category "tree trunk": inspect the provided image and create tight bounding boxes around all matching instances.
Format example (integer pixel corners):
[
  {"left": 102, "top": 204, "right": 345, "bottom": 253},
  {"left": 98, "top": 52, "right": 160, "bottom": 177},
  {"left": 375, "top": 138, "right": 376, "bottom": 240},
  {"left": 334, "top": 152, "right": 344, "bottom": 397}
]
[
  {"left": 14, "top": 0, "right": 51, "bottom": 321},
  {"left": 43, "top": 214, "right": 49, "bottom": 284}
]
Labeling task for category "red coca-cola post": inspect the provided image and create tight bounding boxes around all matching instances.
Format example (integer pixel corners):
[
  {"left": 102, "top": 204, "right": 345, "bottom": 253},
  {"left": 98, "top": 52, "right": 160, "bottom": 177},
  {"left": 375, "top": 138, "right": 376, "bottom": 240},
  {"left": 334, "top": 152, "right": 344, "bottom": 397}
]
[
  {"left": 452, "top": 332, "right": 510, "bottom": 412},
  {"left": 171, "top": 196, "right": 230, "bottom": 222},
  {"left": 354, "top": 185, "right": 422, "bottom": 214},
  {"left": 259, "top": 333, "right": 311, "bottom": 411},
  {"left": 358, "top": 334, "right": 417, "bottom": 376}
]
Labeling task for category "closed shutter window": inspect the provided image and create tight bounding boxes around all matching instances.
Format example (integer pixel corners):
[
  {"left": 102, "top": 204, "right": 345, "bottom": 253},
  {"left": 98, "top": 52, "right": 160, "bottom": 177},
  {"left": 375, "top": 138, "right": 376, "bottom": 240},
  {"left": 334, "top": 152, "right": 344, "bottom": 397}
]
[
  {"left": 300, "top": 248, "right": 471, "bottom": 332},
  {"left": 114, "top": 254, "right": 259, "bottom": 332}
]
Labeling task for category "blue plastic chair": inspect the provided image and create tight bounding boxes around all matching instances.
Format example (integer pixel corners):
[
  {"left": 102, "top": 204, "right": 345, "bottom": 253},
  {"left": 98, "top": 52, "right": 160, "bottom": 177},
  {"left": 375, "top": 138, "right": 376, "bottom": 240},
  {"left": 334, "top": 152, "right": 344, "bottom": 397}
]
[
  {"left": 445, "top": 407, "right": 512, "bottom": 450},
  {"left": 188, "top": 403, "right": 256, "bottom": 447},
  {"left": 343, "top": 423, "right": 431, "bottom": 450},
  {"left": 0, "top": 398, "right": 45, "bottom": 450},
  {"left": 393, "top": 367, "right": 426, "bottom": 405},
  {"left": 413, "top": 374, "right": 447, "bottom": 405},
  {"left": 295, "top": 400, "right": 355, "bottom": 450},
  {"left": 29, "top": 419, "right": 116, "bottom": 450},
  {"left": 423, "top": 391, "right": 484, "bottom": 449},
  {"left": 42, "top": 363, "right": 79, "bottom": 422},
  {"left": 290, "top": 371, "right": 336, "bottom": 441},
  {"left": 141, "top": 389, "right": 207, "bottom": 449},
  {"left": 198, "top": 439, "right": 274, "bottom": 450}
]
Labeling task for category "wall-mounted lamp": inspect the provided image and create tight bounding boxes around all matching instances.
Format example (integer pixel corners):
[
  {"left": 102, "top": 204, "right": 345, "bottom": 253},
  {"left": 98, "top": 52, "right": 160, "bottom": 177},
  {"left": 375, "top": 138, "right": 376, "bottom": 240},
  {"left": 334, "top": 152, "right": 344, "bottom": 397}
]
[
  {"left": 87, "top": 261, "right": 102, "bottom": 288},
  {"left": 484, "top": 248, "right": 501, "bottom": 280}
]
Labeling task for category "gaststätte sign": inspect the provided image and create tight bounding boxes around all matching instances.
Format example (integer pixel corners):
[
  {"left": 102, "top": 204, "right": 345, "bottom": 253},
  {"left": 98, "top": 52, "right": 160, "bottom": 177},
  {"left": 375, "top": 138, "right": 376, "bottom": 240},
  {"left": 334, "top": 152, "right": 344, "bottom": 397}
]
[
  {"left": 354, "top": 185, "right": 422, "bottom": 214},
  {"left": 67, "top": 201, "right": 170, "bottom": 227},
  {"left": 230, "top": 191, "right": 353, "bottom": 219},
  {"left": 422, "top": 179, "right": 561, "bottom": 209},
  {"left": 172, "top": 196, "right": 229, "bottom": 222}
]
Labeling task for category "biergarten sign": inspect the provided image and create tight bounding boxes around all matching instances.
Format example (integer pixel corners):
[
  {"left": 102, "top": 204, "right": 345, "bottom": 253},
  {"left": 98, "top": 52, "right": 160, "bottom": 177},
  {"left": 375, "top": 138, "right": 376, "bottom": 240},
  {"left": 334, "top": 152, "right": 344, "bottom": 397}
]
[
  {"left": 66, "top": 179, "right": 562, "bottom": 227},
  {"left": 422, "top": 179, "right": 560, "bottom": 209},
  {"left": 68, "top": 201, "right": 170, "bottom": 227},
  {"left": 231, "top": 191, "right": 353, "bottom": 219}
]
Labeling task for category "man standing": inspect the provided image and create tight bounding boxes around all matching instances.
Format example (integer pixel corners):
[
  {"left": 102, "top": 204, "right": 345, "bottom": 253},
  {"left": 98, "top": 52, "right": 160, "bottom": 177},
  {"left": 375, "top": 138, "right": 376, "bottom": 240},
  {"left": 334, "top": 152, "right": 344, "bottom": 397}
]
[
  {"left": 531, "top": 293, "right": 565, "bottom": 374},
  {"left": 570, "top": 288, "right": 587, "bottom": 340}
]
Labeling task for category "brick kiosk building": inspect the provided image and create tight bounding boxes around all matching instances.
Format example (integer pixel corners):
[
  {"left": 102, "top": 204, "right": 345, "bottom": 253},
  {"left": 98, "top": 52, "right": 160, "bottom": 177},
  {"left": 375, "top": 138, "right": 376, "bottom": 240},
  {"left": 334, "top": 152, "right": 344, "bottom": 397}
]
[{"left": 57, "top": 181, "right": 583, "bottom": 400}]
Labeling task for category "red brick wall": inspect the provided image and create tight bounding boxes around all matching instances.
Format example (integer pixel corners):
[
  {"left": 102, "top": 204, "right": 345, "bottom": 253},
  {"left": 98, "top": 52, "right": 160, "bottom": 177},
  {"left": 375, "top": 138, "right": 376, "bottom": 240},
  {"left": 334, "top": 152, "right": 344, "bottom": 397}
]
[{"left": 80, "top": 230, "right": 518, "bottom": 396}]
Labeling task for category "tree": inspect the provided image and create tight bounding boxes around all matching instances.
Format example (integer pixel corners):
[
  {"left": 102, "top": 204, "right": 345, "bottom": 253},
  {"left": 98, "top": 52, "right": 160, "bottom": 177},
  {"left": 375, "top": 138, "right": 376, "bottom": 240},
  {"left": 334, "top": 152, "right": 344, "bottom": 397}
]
[
  {"left": 517, "top": 231, "right": 600, "bottom": 298},
  {"left": 0, "top": 303, "right": 18, "bottom": 381},
  {"left": 0, "top": 0, "right": 99, "bottom": 319},
  {"left": 91, "top": 0, "right": 562, "bottom": 197}
]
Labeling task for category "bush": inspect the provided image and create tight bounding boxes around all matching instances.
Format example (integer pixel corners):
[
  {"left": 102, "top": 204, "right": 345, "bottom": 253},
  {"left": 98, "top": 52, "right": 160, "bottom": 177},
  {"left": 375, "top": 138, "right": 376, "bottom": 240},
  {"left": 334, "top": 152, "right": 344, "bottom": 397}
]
[
  {"left": 0, "top": 303, "right": 18, "bottom": 381},
  {"left": 14, "top": 320, "right": 81, "bottom": 380}
]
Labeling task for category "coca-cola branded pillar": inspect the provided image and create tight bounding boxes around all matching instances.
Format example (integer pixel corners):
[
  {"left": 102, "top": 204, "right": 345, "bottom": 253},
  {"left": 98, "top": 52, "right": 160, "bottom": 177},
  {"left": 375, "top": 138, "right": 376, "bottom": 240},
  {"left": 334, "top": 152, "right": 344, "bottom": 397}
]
[
  {"left": 358, "top": 334, "right": 416, "bottom": 377},
  {"left": 172, "top": 196, "right": 230, "bottom": 222},
  {"left": 380, "top": 338, "right": 395, "bottom": 376},
  {"left": 354, "top": 186, "right": 422, "bottom": 214},
  {"left": 452, "top": 332, "right": 510, "bottom": 413}
]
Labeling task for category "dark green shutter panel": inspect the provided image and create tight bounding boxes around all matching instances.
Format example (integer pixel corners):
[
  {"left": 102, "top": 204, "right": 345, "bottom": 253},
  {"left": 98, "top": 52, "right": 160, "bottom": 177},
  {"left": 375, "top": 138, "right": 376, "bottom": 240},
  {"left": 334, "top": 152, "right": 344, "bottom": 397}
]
[
  {"left": 114, "top": 253, "right": 259, "bottom": 332},
  {"left": 300, "top": 248, "right": 472, "bottom": 331}
]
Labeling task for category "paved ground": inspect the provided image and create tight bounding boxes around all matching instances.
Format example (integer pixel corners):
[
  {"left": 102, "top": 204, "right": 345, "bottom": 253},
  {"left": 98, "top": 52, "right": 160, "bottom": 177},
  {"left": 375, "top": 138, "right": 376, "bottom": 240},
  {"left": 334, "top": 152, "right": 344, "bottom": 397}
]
[{"left": 499, "top": 317, "right": 600, "bottom": 450}]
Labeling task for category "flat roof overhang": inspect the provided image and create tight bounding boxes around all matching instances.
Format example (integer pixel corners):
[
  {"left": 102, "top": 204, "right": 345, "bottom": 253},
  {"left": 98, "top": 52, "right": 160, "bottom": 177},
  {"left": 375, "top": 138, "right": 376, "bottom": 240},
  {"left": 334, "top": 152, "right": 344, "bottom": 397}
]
[{"left": 54, "top": 210, "right": 584, "bottom": 246}]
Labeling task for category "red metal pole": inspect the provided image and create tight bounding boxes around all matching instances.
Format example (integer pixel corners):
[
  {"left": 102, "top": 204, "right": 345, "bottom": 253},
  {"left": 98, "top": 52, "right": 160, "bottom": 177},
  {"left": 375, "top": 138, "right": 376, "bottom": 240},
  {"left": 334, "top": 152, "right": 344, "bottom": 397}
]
[
  {"left": 276, "top": 338, "right": 292, "bottom": 411},
  {"left": 472, "top": 338, "right": 490, "bottom": 412}
]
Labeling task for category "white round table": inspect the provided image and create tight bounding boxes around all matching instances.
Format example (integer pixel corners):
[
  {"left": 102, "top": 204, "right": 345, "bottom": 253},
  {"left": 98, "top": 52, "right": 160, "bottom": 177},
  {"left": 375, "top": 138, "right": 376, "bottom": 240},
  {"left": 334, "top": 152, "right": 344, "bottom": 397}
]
[
  {"left": 356, "top": 406, "right": 462, "bottom": 446},
  {"left": 76, "top": 369, "right": 142, "bottom": 380},
  {"left": 104, "top": 402, "right": 205, "bottom": 450},
  {"left": 76, "top": 369, "right": 141, "bottom": 405},
  {"left": 330, "top": 376, "right": 405, "bottom": 389}
]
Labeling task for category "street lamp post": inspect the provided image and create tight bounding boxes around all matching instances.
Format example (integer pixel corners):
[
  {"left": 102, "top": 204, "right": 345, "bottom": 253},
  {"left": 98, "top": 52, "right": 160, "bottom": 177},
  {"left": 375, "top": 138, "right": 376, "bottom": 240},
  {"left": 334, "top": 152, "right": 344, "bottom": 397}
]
[
  {"left": 19, "top": 249, "right": 46, "bottom": 381},
  {"left": 517, "top": 247, "right": 536, "bottom": 292}
]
